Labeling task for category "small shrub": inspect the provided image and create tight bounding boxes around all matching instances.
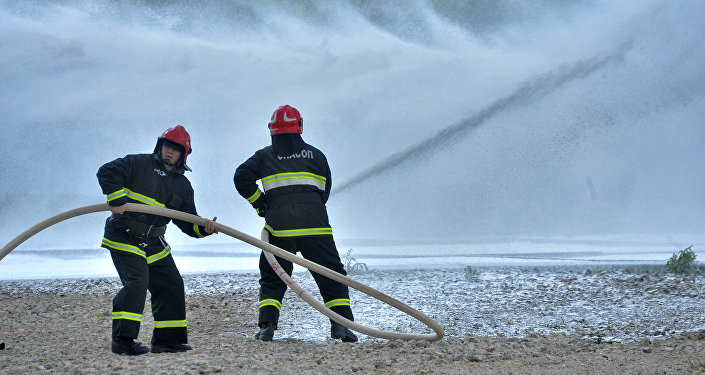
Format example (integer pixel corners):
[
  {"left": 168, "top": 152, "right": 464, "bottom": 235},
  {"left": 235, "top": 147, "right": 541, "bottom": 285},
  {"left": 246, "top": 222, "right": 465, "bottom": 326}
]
[
  {"left": 464, "top": 266, "right": 480, "bottom": 282},
  {"left": 665, "top": 246, "right": 697, "bottom": 274},
  {"left": 689, "top": 360, "right": 705, "bottom": 373},
  {"left": 343, "top": 249, "right": 368, "bottom": 275}
]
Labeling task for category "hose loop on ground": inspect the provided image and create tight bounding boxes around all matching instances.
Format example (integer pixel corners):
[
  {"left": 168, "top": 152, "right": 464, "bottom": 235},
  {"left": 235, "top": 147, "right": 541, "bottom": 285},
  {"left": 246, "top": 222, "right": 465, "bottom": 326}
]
[{"left": 0, "top": 203, "right": 444, "bottom": 341}]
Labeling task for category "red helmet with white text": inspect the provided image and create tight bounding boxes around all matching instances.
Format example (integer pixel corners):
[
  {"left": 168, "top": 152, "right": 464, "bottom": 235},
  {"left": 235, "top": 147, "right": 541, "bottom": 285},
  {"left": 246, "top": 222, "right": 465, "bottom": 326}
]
[
  {"left": 268, "top": 105, "right": 303, "bottom": 135},
  {"left": 154, "top": 125, "right": 192, "bottom": 170}
]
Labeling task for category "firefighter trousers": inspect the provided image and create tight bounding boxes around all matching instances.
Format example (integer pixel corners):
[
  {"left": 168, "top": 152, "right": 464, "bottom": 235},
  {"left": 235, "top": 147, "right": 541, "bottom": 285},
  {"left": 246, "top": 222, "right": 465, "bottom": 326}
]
[
  {"left": 258, "top": 234, "right": 354, "bottom": 327},
  {"left": 105, "top": 234, "right": 187, "bottom": 346}
]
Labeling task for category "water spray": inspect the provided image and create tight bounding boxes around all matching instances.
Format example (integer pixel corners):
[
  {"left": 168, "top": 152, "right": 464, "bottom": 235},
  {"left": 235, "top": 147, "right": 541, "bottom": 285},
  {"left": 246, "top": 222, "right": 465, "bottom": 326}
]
[
  {"left": 333, "top": 43, "right": 632, "bottom": 195},
  {"left": 0, "top": 203, "right": 444, "bottom": 341}
]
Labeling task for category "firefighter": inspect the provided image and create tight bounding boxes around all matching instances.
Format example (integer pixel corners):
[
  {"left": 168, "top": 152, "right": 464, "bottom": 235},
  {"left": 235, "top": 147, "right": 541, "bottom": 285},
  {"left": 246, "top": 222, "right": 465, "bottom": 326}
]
[
  {"left": 97, "top": 125, "right": 218, "bottom": 355},
  {"left": 234, "top": 105, "right": 358, "bottom": 342}
]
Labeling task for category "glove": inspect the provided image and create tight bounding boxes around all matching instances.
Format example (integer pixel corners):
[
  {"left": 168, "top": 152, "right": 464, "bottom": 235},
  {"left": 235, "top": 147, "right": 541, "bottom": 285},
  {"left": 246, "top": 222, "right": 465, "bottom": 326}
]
[{"left": 252, "top": 194, "right": 268, "bottom": 218}]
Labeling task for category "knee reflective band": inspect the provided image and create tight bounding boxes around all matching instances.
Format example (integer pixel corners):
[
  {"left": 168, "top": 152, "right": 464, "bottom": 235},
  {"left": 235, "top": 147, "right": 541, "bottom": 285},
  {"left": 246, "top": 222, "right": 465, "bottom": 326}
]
[
  {"left": 154, "top": 320, "right": 187, "bottom": 328},
  {"left": 113, "top": 311, "right": 142, "bottom": 322},
  {"left": 259, "top": 299, "right": 282, "bottom": 310},
  {"left": 0, "top": 203, "right": 443, "bottom": 341},
  {"left": 325, "top": 299, "right": 351, "bottom": 309}
]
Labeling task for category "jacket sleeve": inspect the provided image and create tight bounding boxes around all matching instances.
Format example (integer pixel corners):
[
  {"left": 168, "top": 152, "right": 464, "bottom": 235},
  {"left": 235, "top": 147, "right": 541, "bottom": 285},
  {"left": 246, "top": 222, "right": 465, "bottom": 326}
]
[
  {"left": 234, "top": 151, "right": 267, "bottom": 211},
  {"left": 97, "top": 155, "right": 134, "bottom": 207},
  {"left": 321, "top": 154, "right": 332, "bottom": 204},
  {"left": 172, "top": 180, "right": 211, "bottom": 238}
]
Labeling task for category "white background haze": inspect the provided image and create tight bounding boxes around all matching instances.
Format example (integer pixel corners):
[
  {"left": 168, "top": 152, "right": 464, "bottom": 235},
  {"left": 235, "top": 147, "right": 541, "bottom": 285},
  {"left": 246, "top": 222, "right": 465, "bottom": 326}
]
[{"left": 1, "top": 0, "right": 704, "bottom": 256}]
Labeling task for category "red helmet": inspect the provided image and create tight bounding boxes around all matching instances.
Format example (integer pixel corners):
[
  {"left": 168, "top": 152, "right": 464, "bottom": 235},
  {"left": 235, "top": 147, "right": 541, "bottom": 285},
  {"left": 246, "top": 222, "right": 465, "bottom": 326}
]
[
  {"left": 155, "top": 125, "right": 192, "bottom": 168},
  {"left": 268, "top": 105, "right": 303, "bottom": 135}
]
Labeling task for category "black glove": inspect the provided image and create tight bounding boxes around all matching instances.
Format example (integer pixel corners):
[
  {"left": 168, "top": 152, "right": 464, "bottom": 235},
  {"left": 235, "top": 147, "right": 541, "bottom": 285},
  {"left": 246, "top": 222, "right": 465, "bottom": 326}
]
[{"left": 252, "top": 194, "right": 268, "bottom": 218}]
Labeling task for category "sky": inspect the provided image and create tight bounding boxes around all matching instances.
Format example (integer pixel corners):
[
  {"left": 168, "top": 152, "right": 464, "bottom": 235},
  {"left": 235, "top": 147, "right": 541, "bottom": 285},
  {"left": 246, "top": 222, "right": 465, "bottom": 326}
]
[{"left": 1, "top": 0, "right": 704, "bottom": 251}]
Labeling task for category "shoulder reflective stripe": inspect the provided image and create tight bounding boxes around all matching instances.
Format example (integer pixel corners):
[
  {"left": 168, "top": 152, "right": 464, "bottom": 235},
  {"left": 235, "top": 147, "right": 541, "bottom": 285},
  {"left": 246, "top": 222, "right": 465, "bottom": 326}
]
[
  {"left": 258, "top": 299, "right": 282, "bottom": 310},
  {"left": 325, "top": 298, "right": 351, "bottom": 308},
  {"left": 193, "top": 223, "right": 205, "bottom": 238},
  {"left": 123, "top": 188, "right": 166, "bottom": 207},
  {"left": 102, "top": 238, "right": 146, "bottom": 258},
  {"left": 246, "top": 189, "right": 262, "bottom": 203},
  {"left": 112, "top": 311, "right": 142, "bottom": 321},
  {"left": 154, "top": 319, "right": 187, "bottom": 328},
  {"left": 261, "top": 172, "right": 326, "bottom": 191},
  {"left": 264, "top": 225, "right": 333, "bottom": 237},
  {"left": 147, "top": 245, "right": 171, "bottom": 264},
  {"left": 107, "top": 189, "right": 127, "bottom": 202}
]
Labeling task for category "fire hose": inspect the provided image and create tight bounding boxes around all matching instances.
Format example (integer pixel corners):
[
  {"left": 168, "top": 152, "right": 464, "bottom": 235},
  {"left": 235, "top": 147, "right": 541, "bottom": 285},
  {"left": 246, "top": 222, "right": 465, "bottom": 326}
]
[{"left": 0, "top": 203, "right": 444, "bottom": 341}]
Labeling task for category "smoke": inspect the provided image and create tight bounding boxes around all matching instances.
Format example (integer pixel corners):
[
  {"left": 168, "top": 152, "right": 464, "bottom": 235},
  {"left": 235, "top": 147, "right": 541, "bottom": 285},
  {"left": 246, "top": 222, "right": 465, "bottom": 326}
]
[{"left": 1, "top": 0, "right": 704, "bottom": 249}]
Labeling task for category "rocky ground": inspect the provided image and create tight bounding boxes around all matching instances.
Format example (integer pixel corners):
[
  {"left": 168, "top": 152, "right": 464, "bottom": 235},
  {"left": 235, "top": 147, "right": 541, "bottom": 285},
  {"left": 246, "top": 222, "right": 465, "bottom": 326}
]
[{"left": 2, "top": 268, "right": 705, "bottom": 374}]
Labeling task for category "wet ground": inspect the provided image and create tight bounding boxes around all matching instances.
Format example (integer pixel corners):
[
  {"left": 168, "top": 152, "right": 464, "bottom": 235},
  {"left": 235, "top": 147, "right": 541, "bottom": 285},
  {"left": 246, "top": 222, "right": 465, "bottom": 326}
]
[{"left": 3, "top": 267, "right": 704, "bottom": 344}]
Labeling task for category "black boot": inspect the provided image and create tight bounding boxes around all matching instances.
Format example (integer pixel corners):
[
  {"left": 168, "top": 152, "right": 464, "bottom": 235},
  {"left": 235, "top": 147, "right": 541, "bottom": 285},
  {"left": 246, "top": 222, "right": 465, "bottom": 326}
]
[
  {"left": 151, "top": 343, "right": 193, "bottom": 353},
  {"left": 111, "top": 337, "right": 149, "bottom": 355},
  {"left": 331, "top": 322, "right": 358, "bottom": 343},
  {"left": 255, "top": 321, "right": 276, "bottom": 341}
]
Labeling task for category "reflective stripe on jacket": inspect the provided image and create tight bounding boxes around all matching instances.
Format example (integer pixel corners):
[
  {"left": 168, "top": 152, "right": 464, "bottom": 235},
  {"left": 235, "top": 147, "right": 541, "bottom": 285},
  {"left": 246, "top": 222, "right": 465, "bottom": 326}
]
[
  {"left": 234, "top": 142, "right": 333, "bottom": 237},
  {"left": 101, "top": 237, "right": 172, "bottom": 264},
  {"left": 97, "top": 153, "right": 209, "bottom": 239}
]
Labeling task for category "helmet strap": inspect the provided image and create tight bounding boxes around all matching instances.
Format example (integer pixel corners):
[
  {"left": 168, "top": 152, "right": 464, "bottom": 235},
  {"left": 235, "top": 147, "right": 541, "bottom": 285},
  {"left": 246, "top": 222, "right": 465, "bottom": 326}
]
[
  {"left": 162, "top": 157, "right": 176, "bottom": 167},
  {"left": 155, "top": 139, "right": 181, "bottom": 168}
]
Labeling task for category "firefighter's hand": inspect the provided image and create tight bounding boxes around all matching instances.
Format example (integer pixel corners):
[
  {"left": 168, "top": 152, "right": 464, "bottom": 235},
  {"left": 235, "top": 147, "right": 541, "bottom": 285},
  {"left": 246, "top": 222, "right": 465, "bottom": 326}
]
[
  {"left": 252, "top": 195, "right": 267, "bottom": 218},
  {"left": 110, "top": 204, "right": 126, "bottom": 215},
  {"left": 205, "top": 217, "right": 218, "bottom": 234}
]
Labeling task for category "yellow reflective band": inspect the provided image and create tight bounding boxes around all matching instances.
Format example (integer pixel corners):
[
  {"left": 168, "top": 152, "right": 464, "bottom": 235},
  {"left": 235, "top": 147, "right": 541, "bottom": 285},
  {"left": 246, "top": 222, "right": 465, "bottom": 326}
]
[
  {"left": 112, "top": 311, "right": 142, "bottom": 322},
  {"left": 107, "top": 189, "right": 127, "bottom": 202},
  {"left": 193, "top": 223, "right": 205, "bottom": 238},
  {"left": 124, "top": 188, "right": 166, "bottom": 207},
  {"left": 246, "top": 189, "right": 262, "bottom": 203},
  {"left": 265, "top": 225, "right": 332, "bottom": 237},
  {"left": 325, "top": 298, "right": 351, "bottom": 308},
  {"left": 154, "top": 320, "right": 187, "bottom": 328},
  {"left": 147, "top": 246, "right": 171, "bottom": 264},
  {"left": 261, "top": 172, "right": 326, "bottom": 192},
  {"left": 258, "top": 299, "right": 282, "bottom": 310},
  {"left": 102, "top": 238, "right": 146, "bottom": 258}
]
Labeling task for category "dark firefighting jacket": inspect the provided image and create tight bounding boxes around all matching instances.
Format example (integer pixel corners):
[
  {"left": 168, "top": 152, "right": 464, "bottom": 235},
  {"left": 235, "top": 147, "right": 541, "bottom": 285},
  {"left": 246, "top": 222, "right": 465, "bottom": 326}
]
[
  {"left": 97, "top": 153, "right": 210, "bottom": 239},
  {"left": 234, "top": 141, "right": 333, "bottom": 237}
]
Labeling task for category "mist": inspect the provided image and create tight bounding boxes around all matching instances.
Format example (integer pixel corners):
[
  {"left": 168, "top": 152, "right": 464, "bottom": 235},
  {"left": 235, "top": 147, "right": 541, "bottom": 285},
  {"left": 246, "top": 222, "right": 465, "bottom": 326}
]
[{"left": 1, "top": 0, "right": 704, "bottom": 251}]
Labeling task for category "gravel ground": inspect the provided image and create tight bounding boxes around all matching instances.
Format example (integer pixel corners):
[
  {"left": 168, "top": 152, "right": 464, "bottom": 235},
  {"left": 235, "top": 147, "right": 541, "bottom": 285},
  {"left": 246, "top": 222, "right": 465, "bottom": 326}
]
[{"left": 2, "top": 268, "right": 705, "bottom": 374}]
